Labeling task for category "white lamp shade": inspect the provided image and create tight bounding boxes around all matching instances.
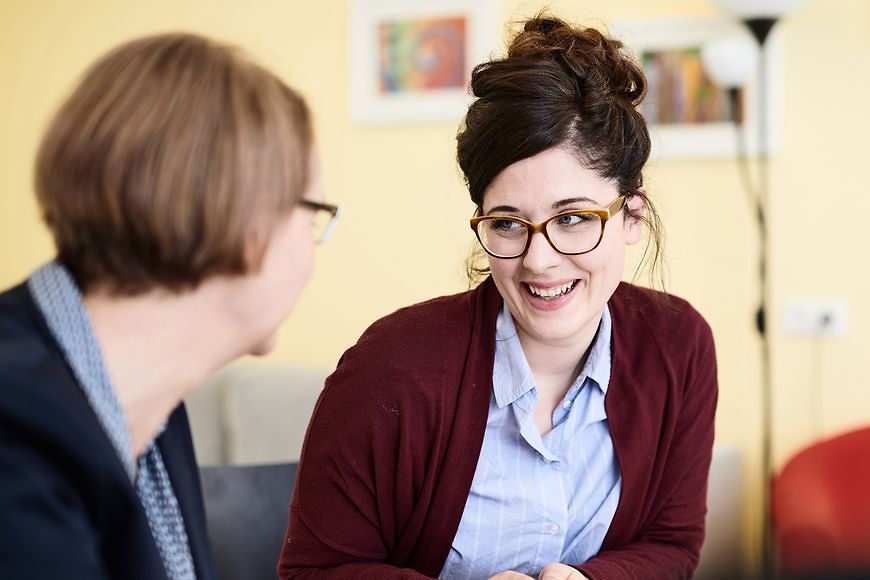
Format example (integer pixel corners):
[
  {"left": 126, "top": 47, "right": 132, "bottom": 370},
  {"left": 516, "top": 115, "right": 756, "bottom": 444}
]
[
  {"left": 712, "top": 0, "right": 805, "bottom": 19},
  {"left": 701, "top": 33, "right": 758, "bottom": 88}
]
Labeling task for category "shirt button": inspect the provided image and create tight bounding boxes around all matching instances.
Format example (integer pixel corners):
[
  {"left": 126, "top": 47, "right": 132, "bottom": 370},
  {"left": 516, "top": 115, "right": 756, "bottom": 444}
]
[
  {"left": 549, "top": 523, "right": 560, "bottom": 535},
  {"left": 562, "top": 400, "right": 573, "bottom": 410}
]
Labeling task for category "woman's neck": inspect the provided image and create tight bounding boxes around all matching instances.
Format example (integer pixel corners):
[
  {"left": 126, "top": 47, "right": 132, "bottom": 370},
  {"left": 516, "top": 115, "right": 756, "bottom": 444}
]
[
  {"left": 84, "top": 283, "right": 245, "bottom": 456},
  {"left": 519, "top": 317, "right": 601, "bottom": 393},
  {"left": 517, "top": 311, "right": 603, "bottom": 435}
]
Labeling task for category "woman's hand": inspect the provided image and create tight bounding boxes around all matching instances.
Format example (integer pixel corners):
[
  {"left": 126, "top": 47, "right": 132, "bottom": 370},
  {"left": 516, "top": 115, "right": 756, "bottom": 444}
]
[
  {"left": 488, "top": 564, "right": 588, "bottom": 580},
  {"left": 537, "top": 563, "right": 588, "bottom": 579}
]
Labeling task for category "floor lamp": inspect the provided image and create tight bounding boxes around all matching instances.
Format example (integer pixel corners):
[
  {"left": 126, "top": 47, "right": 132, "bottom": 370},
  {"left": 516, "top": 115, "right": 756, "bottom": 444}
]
[{"left": 703, "top": 1, "right": 804, "bottom": 577}]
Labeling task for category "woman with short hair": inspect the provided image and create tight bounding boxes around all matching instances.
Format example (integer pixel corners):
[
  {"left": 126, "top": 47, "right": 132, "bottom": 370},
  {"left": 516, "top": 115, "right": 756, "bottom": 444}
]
[{"left": 0, "top": 32, "right": 340, "bottom": 579}]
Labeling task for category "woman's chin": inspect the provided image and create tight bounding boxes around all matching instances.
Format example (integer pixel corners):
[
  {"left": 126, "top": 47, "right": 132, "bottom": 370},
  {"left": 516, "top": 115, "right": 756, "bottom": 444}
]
[{"left": 248, "top": 333, "right": 278, "bottom": 357}]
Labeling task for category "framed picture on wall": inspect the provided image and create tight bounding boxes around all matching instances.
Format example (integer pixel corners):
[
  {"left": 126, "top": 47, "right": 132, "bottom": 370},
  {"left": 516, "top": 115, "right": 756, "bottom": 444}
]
[
  {"left": 614, "top": 17, "right": 781, "bottom": 160},
  {"left": 349, "top": 0, "right": 498, "bottom": 125}
]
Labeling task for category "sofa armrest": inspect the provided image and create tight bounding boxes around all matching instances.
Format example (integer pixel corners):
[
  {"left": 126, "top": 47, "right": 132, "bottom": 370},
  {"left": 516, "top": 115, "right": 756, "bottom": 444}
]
[{"left": 696, "top": 442, "right": 743, "bottom": 579}]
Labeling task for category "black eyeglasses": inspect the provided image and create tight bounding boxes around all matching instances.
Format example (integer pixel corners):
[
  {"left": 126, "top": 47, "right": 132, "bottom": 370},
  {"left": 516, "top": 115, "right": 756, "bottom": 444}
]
[
  {"left": 470, "top": 196, "right": 626, "bottom": 259},
  {"left": 300, "top": 199, "right": 342, "bottom": 244}
]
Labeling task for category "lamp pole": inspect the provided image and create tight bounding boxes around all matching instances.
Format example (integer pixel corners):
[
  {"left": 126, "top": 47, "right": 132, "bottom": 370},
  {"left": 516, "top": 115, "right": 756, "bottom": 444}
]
[
  {"left": 729, "top": 18, "right": 776, "bottom": 579},
  {"left": 707, "top": 2, "right": 804, "bottom": 576},
  {"left": 745, "top": 19, "right": 775, "bottom": 579}
]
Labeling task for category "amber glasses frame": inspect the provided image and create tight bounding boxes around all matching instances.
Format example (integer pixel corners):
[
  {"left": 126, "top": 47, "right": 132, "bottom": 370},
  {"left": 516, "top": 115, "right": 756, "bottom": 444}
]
[{"left": 469, "top": 195, "right": 627, "bottom": 259}]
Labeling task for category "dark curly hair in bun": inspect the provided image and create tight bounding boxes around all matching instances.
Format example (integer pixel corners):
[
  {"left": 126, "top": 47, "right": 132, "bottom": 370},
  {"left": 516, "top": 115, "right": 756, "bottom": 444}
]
[{"left": 458, "top": 14, "right": 664, "bottom": 286}]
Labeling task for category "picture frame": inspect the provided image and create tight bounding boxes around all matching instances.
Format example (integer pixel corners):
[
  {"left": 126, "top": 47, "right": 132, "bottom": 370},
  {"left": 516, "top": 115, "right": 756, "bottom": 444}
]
[
  {"left": 349, "top": 0, "right": 499, "bottom": 125},
  {"left": 614, "top": 17, "right": 781, "bottom": 160}
]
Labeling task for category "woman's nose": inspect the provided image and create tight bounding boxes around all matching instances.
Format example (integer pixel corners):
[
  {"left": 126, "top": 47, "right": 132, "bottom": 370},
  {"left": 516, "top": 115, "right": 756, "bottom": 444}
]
[{"left": 521, "top": 231, "right": 561, "bottom": 274}]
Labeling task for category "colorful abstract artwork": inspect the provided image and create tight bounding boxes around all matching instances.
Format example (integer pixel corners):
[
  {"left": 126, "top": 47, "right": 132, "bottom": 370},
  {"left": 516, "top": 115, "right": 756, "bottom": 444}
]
[
  {"left": 350, "top": 0, "right": 496, "bottom": 124},
  {"left": 614, "top": 16, "right": 778, "bottom": 158},
  {"left": 641, "top": 47, "right": 741, "bottom": 125},
  {"left": 378, "top": 16, "right": 467, "bottom": 94}
]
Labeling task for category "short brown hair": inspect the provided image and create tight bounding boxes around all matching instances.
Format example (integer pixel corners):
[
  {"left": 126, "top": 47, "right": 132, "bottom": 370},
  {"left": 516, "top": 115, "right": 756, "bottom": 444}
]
[
  {"left": 458, "top": 15, "right": 664, "bottom": 287},
  {"left": 35, "top": 32, "right": 312, "bottom": 295}
]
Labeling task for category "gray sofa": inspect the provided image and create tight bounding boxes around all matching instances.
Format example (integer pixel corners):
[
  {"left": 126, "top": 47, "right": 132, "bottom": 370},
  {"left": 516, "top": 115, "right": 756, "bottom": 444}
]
[{"left": 186, "top": 362, "right": 743, "bottom": 578}]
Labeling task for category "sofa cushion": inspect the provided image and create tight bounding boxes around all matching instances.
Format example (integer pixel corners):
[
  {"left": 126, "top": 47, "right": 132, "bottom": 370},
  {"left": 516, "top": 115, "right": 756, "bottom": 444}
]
[
  {"left": 222, "top": 364, "right": 329, "bottom": 464},
  {"left": 188, "top": 363, "right": 330, "bottom": 466}
]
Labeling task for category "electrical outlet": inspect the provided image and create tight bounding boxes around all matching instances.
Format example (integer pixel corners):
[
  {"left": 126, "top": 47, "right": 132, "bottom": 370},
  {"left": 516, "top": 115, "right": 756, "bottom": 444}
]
[{"left": 782, "top": 299, "right": 849, "bottom": 338}]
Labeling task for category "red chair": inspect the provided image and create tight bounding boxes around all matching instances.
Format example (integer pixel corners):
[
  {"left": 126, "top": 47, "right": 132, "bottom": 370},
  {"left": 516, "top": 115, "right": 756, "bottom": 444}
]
[{"left": 771, "top": 426, "right": 870, "bottom": 578}]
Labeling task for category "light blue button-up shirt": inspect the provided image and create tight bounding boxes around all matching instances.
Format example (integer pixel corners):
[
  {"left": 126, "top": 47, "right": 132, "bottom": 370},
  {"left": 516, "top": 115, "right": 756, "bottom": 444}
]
[{"left": 439, "top": 303, "right": 621, "bottom": 580}]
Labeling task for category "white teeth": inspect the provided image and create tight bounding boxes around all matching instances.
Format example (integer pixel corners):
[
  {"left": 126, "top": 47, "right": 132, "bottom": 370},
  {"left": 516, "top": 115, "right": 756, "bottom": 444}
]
[{"left": 528, "top": 280, "right": 576, "bottom": 298}]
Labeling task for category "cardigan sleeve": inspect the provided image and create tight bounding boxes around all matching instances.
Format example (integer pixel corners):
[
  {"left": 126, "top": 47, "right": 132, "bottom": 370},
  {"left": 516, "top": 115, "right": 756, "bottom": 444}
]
[
  {"left": 277, "top": 346, "right": 443, "bottom": 580},
  {"left": 279, "top": 512, "right": 432, "bottom": 579},
  {"left": 279, "top": 286, "right": 497, "bottom": 579},
  {"left": 575, "top": 311, "right": 719, "bottom": 580}
]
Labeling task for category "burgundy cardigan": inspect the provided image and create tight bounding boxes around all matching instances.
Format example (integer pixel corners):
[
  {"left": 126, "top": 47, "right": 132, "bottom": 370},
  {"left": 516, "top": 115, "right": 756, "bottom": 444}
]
[{"left": 279, "top": 279, "right": 718, "bottom": 579}]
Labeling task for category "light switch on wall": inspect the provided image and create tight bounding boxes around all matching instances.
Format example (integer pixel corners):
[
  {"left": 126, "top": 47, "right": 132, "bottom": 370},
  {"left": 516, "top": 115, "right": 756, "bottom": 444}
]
[{"left": 782, "top": 299, "right": 849, "bottom": 338}]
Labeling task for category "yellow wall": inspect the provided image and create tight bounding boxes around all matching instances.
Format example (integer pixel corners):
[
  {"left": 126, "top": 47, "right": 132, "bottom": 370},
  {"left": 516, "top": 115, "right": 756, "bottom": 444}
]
[{"left": 2, "top": 1, "right": 868, "bottom": 576}]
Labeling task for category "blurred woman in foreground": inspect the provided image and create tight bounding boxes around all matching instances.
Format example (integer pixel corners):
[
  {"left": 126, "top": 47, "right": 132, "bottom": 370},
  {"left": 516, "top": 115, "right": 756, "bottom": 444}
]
[{"left": 0, "top": 32, "right": 339, "bottom": 579}]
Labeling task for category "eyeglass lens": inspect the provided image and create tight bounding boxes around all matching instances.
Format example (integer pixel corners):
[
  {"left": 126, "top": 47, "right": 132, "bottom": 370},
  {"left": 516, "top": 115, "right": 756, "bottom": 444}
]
[{"left": 476, "top": 213, "right": 603, "bottom": 257}]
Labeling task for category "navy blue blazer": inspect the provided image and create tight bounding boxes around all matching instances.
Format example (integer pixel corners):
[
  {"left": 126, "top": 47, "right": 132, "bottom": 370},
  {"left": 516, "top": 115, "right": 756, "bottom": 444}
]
[{"left": 0, "top": 282, "right": 216, "bottom": 579}]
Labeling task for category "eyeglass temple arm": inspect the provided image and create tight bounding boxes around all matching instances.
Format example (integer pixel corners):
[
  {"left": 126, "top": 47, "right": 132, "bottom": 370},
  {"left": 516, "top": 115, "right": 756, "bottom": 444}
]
[{"left": 319, "top": 205, "right": 343, "bottom": 244}]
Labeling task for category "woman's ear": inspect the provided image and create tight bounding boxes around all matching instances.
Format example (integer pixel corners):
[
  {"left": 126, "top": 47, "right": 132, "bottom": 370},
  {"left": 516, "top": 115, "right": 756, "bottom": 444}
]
[
  {"left": 242, "top": 221, "right": 272, "bottom": 273},
  {"left": 624, "top": 191, "right": 646, "bottom": 246}
]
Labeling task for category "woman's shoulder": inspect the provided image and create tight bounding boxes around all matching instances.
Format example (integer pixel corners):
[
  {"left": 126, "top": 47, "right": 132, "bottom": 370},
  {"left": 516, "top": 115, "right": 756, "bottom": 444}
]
[
  {"left": 612, "top": 282, "right": 710, "bottom": 329},
  {"left": 0, "top": 283, "right": 68, "bottom": 393},
  {"left": 0, "top": 368, "right": 162, "bottom": 578},
  {"left": 0, "top": 338, "right": 134, "bottom": 528},
  {"left": 610, "top": 282, "right": 714, "bottom": 354},
  {"left": 368, "top": 285, "right": 482, "bottom": 330},
  {"left": 0, "top": 283, "right": 123, "bottom": 470},
  {"left": 353, "top": 282, "right": 495, "bottom": 362},
  {"left": 0, "top": 283, "right": 50, "bottom": 355},
  {"left": 323, "top": 281, "right": 498, "bottom": 403},
  {"left": 609, "top": 284, "right": 717, "bottom": 407}
]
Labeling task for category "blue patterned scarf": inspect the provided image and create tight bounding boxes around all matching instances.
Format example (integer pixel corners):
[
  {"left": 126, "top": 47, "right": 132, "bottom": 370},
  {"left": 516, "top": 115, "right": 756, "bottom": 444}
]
[{"left": 28, "top": 262, "right": 196, "bottom": 580}]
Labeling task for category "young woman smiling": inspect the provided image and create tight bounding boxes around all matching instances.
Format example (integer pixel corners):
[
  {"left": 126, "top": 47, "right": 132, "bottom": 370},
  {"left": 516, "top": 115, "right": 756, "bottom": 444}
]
[{"left": 280, "top": 14, "right": 717, "bottom": 580}]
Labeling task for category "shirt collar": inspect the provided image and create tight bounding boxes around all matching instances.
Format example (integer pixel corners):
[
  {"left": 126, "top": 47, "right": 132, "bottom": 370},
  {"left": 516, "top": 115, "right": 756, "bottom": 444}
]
[
  {"left": 492, "top": 301, "right": 613, "bottom": 409},
  {"left": 493, "top": 303, "right": 535, "bottom": 408},
  {"left": 585, "top": 304, "right": 612, "bottom": 395}
]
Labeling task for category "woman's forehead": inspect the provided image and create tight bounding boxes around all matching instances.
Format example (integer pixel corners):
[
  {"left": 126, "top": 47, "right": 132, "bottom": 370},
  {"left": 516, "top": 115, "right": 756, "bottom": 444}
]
[{"left": 483, "top": 149, "right": 618, "bottom": 213}]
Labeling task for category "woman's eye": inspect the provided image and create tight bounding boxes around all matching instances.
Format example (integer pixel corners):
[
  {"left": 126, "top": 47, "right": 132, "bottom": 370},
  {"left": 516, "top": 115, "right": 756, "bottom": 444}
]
[
  {"left": 490, "top": 219, "right": 521, "bottom": 231},
  {"left": 555, "top": 213, "right": 588, "bottom": 226}
]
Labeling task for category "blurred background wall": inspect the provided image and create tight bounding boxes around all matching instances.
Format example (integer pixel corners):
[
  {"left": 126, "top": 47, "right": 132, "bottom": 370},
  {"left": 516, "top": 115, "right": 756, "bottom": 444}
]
[{"left": 2, "top": 0, "right": 868, "bottom": 575}]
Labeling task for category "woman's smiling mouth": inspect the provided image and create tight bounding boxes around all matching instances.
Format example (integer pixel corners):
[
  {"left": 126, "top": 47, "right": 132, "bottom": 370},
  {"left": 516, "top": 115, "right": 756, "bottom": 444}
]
[{"left": 526, "top": 279, "right": 577, "bottom": 299}]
